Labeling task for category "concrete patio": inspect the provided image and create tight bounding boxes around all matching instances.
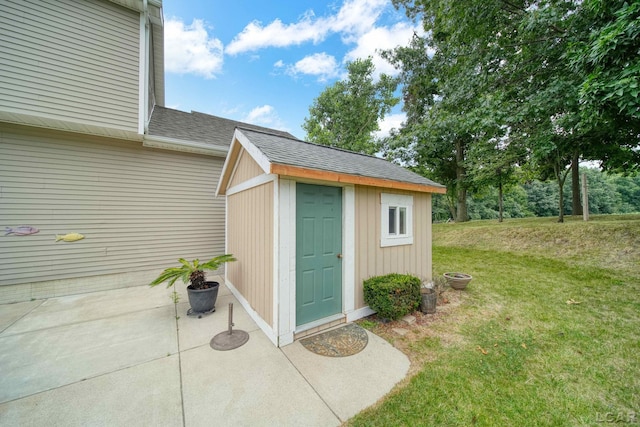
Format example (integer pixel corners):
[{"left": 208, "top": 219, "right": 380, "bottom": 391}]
[{"left": 0, "top": 278, "right": 409, "bottom": 426}]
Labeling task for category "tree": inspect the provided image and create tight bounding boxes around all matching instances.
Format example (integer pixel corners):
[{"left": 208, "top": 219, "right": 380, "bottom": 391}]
[
  {"left": 467, "top": 184, "right": 533, "bottom": 220},
  {"left": 569, "top": 0, "right": 640, "bottom": 174},
  {"left": 382, "top": 29, "right": 503, "bottom": 222},
  {"left": 536, "top": 142, "right": 575, "bottom": 223},
  {"left": 467, "top": 135, "right": 525, "bottom": 222},
  {"left": 571, "top": 0, "right": 640, "bottom": 135},
  {"left": 609, "top": 173, "right": 640, "bottom": 213},
  {"left": 303, "top": 58, "right": 399, "bottom": 155},
  {"left": 386, "top": 0, "right": 640, "bottom": 223}
]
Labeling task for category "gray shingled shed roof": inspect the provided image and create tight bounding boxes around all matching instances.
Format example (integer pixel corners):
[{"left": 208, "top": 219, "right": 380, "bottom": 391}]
[
  {"left": 147, "top": 106, "right": 295, "bottom": 147},
  {"left": 238, "top": 128, "right": 445, "bottom": 190}
]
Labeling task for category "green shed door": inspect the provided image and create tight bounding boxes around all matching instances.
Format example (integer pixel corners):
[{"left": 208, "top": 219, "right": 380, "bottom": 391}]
[{"left": 296, "top": 184, "right": 343, "bottom": 326}]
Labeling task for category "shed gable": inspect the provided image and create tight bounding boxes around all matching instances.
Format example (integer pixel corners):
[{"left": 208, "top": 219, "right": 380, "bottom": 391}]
[{"left": 229, "top": 149, "right": 266, "bottom": 189}]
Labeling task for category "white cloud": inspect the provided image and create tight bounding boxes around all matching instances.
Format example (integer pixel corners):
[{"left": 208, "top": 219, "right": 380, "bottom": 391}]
[
  {"left": 274, "top": 60, "right": 285, "bottom": 68},
  {"left": 165, "top": 18, "right": 224, "bottom": 79},
  {"left": 330, "top": 0, "right": 388, "bottom": 43},
  {"left": 375, "top": 113, "right": 406, "bottom": 139},
  {"left": 226, "top": 13, "right": 326, "bottom": 55},
  {"left": 226, "top": 0, "right": 388, "bottom": 55},
  {"left": 243, "top": 105, "right": 289, "bottom": 131},
  {"left": 344, "top": 23, "right": 425, "bottom": 78},
  {"left": 287, "top": 53, "right": 340, "bottom": 81}
]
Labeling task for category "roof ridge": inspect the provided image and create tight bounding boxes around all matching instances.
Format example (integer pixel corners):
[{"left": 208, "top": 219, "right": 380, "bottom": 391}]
[
  {"left": 191, "top": 110, "right": 250, "bottom": 125},
  {"left": 236, "top": 126, "right": 303, "bottom": 142},
  {"left": 236, "top": 126, "right": 388, "bottom": 162},
  {"left": 189, "top": 110, "right": 288, "bottom": 133},
  {"left": 153, "top": 106, "right": 294, "bottom": 137}
]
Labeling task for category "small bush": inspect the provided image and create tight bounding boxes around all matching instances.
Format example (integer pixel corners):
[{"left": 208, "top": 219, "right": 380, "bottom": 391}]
[{"left": 363, "top": 273, "right": 421, "bottom": 320}]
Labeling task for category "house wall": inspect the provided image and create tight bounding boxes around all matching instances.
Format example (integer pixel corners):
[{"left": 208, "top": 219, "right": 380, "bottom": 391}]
[
  {"left": 0, "top": 0, "right": 140, "bottom": 132},
  {"left": 0, "top": 124, "right": 226, "bottom": 303},
  {"left": 226, "top": 181, "right": 274, "bottom": 326},
  {"left": 353, "top": 186, "right": 433, "bottom": 309}
]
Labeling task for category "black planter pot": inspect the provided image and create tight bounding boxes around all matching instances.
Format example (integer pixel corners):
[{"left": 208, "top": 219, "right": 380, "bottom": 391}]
[{"left": 187, "top": 281, "right": 220, "bottom": 314}]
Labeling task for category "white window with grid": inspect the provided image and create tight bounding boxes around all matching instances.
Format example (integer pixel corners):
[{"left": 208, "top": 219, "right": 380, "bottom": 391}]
[{"left": 380, "top": 193, "right": 413, "bottom": 247}]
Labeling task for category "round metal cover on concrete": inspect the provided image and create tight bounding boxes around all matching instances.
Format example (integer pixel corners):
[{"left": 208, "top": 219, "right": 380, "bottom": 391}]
[{"left": 210, "top": 330, "right": 249, "bottom": 351}]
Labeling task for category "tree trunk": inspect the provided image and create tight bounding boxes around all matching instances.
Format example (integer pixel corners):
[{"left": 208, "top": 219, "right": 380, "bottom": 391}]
[
  {"left": 571, "top": 152, "right": 583, "bottom": 216},
  {"left": 558, "top": 179, "right": 565, "bottom": 223},
  {"left": 455, "top": 139, "right": 468, "bottom": 222},
  {"left": 498, "top": 181, "right": 504, "bottom": 223},
  {"left": 456, "top": 186, "right": 468, "bottom": 222},
  {"left": 445, "top": 190, "right": 456, "bottom": 220},
  {"left": 555, "top": 164, "right": 570, "bottom": 223}
]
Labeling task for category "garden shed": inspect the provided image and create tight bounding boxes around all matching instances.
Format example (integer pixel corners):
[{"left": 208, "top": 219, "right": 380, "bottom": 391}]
[{"left": 216, "top": 128, "right": 446, "bottom": 347}]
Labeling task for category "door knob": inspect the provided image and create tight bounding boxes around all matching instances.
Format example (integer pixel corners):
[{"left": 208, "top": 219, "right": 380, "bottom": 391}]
[{"left": 337, "top": 253, "right": 342, "bottom": 259}]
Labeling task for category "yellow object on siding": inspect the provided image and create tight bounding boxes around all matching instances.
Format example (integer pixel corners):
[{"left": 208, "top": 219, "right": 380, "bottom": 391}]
[{"left": 55, "top": 233, "right": 85, "bottom": 242}]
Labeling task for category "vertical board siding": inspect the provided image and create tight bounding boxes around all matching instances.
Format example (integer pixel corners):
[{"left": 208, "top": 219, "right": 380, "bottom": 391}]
[
  {"left": 0, "top": 125, "right": 226, "bottom": 286},
  {"left": 229, "top": 150, "right": 265, "bottom": 188},
  {"left": 354, "top": 186, "right": 432, "bottom": 309},
  {"left": 227, "top": 182, "right": 274, "bottom": 325},
  {"left": 0, "top": 0, "right": 139, "bottom": 131}
]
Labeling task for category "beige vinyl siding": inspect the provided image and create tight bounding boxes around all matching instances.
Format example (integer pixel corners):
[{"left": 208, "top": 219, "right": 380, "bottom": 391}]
[
  {"left": 229, "top": 150, "right": 265, "bottom": 188},
  {"left": 354, "top": 186, "right": 432, "bottom": 309},
  {"left": 0, "top": 124, "right": 225, "bottom": 286},
  {"left": 0, "top": 0, "right": 139, "bottom": 131},
  {"left": 226, "top": 182, "right": 274, "bottom": 325}
]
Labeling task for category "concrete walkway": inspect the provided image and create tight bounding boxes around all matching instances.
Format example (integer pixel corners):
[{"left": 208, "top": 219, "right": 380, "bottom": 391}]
[{"left": 0, "top": 279, "right": 409, "bottom": 426}]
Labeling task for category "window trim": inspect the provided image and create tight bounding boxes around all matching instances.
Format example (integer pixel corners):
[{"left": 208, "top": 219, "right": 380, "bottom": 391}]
[{"left": 380, "top": 193, "right": 413, "bottom": 247}]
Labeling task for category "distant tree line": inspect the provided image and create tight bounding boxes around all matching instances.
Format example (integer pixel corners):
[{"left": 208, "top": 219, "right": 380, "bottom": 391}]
[{"left": 432, "top": 168, "right": 640, "bottom": 222}]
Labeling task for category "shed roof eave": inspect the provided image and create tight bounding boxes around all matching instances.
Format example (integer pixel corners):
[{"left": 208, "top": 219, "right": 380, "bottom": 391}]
[{"left": 269, "top": 163, "right": 447, "bottom": 194}]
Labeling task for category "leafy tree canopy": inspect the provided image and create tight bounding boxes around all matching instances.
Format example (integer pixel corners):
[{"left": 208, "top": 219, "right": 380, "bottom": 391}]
[
  {"left": 384, "top": 0, "right": 639, "bottom": 222},
  {"left": 303, "top": 58, "right": 399, "bottom": 155}
]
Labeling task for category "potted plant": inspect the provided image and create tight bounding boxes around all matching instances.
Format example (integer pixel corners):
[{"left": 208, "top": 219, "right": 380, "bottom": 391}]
[
  {"left": 443, "top": 272, "right": 472, "bottom": 290},
  {"left": 149, "top": 254, "right": 236, "bottom": 315}
]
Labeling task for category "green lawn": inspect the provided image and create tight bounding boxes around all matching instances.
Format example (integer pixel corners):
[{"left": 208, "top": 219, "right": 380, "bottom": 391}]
[{"left": 349, "top": 215, "right": 640, "bottom": 426}]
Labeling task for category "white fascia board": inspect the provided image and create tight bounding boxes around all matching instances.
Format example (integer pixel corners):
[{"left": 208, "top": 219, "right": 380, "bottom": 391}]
[
  {"left": 0, "top": 111, "right": 143, "bottom": 141},
  {"left": 343, "top": 185, "right": 355, "bottom": 314},
  {"left": 272, "top": 175, "right": 280, "bottom": 335},
  {"left": 143, "top": 135, "right": 229, "bottom": 157},
  {"left": 138, "top": 3, "right": 147, "bottom": 135},
  {"left": 233, "top": 129, "right": 272, "bottom": 174},
  {"left": 277, "top": 179, "right": 297, "bottom": 338},
  {"left": 215, "top": 138, "right": 240, "bottom": 197},
  {"left": 225, "top": 174, "right": 277, "bottom": 197}
]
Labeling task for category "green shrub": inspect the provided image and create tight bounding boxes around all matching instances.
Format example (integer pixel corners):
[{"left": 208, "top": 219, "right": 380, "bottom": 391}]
[{"left": 363, "top": 273, "right": 421, "bottom": 320}]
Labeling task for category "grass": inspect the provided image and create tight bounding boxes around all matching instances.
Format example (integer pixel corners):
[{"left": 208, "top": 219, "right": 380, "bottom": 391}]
[{"left": 349, "top": 214, "right": 640, "bottom": 426}]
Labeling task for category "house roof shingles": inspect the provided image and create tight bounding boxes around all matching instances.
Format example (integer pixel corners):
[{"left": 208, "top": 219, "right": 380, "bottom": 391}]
[
  {"left": 238, "top": 128, "right": 445, "bottom": 191},
  {"left": 147, "top": 106, "right": 295, "bottom": 147},
  {"left": 148, "top": 107, "right": 444, "bottom": 192}
]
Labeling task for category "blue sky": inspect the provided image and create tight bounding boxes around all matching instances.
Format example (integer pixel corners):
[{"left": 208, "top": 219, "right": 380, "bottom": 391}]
[{"left": 162, "top": 0, "right": 424, "bottom": 139}]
